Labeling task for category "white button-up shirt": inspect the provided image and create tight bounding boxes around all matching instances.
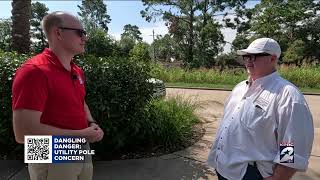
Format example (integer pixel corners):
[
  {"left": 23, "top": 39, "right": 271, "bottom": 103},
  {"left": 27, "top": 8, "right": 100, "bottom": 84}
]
[{"left": 207, "top": 72, "right": 314, "bottom": 180}]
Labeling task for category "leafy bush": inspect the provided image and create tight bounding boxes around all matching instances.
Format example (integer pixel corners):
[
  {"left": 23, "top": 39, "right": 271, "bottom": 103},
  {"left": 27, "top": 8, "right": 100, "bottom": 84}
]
[
  {"left": 0, "top": 51, "right": 28, "bottom": 158},
  {"left": 283, "top": 40, "right": 305, "bottom": 65},
  {"left": 0, "top": 51, "right": 201, "bottom": 160},
  {"left": 76, "top": 55, "right": 153, "bottom": 151},
  {"left": 86, "top": 28, "right": 115, "bottom": 58},
  {"left": 0, "top": 19, "right": 12, "bottom": 52},
  {"left": 129, "top": 42, "right": 151, "bottom": 63}
]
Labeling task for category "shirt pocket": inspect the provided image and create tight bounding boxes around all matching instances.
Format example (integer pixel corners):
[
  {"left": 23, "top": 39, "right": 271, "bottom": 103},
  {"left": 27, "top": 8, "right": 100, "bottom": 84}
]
[{"left": 240, "top": 101, "right": 267, "bottom": 130}]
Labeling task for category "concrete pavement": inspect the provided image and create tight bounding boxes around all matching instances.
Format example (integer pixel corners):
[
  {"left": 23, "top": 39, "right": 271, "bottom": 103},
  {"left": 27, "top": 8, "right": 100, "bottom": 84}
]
[{"left": 1, "top": 88, "right": 319, "bottom": 180}]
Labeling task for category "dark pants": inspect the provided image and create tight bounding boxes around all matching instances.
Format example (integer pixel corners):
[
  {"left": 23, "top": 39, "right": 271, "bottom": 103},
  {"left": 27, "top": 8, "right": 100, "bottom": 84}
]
[{"left": 216, "top": 163, "right": 263, "bottom": 180}]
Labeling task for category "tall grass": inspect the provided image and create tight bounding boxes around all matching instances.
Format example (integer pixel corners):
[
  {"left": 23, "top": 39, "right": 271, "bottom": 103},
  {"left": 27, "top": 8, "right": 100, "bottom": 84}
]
[
  {"left": 151, "top": 65, "right": 247, "bottom": 85},
  {"left": 144, "top": 95, "right": 199, "bottom": 148},
  {"left": 151, "top": 64, "right": 320, "bottom": 89},
  {"left": 279, "top": 66, "right": 320, "bottom": 88}
]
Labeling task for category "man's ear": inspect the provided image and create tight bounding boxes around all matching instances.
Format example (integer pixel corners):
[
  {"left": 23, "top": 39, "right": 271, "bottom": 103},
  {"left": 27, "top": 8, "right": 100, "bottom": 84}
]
[
  {"left": 270, "top": 55, "right": 278, "bottom": 64},
  {"left": 52, "top": 27, "right": 62, "bottom": 40}
]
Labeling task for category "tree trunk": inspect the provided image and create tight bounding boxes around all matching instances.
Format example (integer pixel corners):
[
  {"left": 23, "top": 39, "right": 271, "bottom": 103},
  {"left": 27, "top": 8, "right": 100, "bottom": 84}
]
[
  {"left": 186, "top": 3, "right": 195, "bottom": 68},
  {"left": 11, "top": 0, "right": 31, "bottom": 54}
]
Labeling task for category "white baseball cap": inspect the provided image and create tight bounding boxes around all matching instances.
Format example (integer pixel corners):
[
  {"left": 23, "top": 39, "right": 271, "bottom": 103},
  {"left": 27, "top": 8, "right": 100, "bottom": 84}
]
[{"left": 237, "top": 38, "right": 281, "bottom": 58}]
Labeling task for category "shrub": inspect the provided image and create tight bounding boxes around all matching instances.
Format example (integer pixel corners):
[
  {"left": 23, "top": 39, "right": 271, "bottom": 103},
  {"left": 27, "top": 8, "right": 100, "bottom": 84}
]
[
  {"left": 0, "top": 51, "right": 28, "bottom": 158},
  {"left": 142, "top": 96, "right": 199, "bottom": 149},
  {"left": 1, "top": 52, "right": 201, "bottom": 160},
  {"left": 85, "top": 28, "right": 115, "bottom": 58},
  {"left": 129, "top": 42, "right": 151, "bottom": 63},
  {"left": 76, "top": 55, "right": 154, "bottom": 152}
]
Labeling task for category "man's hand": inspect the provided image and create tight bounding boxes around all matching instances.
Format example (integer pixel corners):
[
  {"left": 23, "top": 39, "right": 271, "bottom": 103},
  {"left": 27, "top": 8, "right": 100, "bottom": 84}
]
[
  {"left": 82, "top": 123, "right": 104, "bottom": 143},
  {"left": 263, "top": 164, "right": 296, "bottom": 180},
  {"left": 90, "top": 122, "right": 104, "bottom": 142}
]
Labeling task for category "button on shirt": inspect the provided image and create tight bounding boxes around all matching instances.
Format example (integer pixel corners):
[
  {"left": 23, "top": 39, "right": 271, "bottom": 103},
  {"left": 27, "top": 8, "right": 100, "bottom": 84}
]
[{"left": 207, "top": 72, "right": 314, "bottom": 180}]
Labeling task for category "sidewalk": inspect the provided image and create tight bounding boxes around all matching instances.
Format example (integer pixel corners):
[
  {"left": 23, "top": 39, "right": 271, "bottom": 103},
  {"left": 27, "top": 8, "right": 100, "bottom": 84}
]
[
  {"left": 1, "top": 117, "right": 218, "bottom": 180},
  {"left": 3, "top": 121, "right": 319, "bottom": 180}
]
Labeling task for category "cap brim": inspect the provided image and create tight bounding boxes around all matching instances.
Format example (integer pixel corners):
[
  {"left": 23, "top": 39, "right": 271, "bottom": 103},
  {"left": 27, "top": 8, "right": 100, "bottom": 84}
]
[{"left": 237, "top": 48, "right": 265, "bottom": 55}]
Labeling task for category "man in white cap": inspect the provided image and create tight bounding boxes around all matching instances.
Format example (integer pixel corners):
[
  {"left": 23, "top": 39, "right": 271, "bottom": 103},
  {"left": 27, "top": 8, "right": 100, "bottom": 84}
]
[{"left": 207, "top": 38, "right": 314, "bottom": 180}]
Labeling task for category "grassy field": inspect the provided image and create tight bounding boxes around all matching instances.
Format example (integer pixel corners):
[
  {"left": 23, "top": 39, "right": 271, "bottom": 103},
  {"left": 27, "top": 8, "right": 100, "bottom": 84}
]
[
  {"left": 152, "top": 64, "right": 320, "bottom": 94},
  {"left": 166, "top": 82, "right": 320, "bottom": 94}
]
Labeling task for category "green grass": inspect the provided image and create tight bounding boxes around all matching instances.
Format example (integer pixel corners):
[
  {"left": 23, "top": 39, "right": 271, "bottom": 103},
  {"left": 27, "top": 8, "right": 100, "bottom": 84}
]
[
  {"left": 166, "top": 82, "right": 235, "bottom": 90},
  {"left": 166, "top": 82, "right": 320, "bottom": 94},
  {"left": 152, "top": 64, "right": 320, "bottom": 92},
  {"left": 145, "top": 95, "right": 199, "bottom": 148}
]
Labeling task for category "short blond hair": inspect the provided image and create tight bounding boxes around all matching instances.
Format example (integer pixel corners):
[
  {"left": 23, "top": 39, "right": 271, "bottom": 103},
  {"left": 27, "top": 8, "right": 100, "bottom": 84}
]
[{"left": 41, "top": 11, "right": 65, "bottom": 40}]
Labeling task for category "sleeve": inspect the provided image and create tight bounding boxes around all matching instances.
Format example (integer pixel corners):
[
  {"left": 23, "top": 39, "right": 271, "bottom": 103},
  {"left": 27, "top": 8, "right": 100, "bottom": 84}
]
[
  {"left": 12, "top": 65, "right": 48, "bottom": 111},
  {"left": 273, "top": 87, "right": 314, "bottom": 171}
]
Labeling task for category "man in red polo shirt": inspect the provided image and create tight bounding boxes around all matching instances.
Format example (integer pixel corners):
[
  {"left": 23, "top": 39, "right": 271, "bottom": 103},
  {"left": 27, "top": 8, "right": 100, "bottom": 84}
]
[{"left": 12, "top": 11, "right": 104, "bottom": 180}]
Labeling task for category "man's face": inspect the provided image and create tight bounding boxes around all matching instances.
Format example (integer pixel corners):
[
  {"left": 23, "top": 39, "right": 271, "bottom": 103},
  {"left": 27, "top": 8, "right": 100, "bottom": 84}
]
[
  {"left": 58, "top": 17, "right": 87, "bottom": 55},
  {"left": 242, "top": 53, "right": 275, "bottom": 80}
]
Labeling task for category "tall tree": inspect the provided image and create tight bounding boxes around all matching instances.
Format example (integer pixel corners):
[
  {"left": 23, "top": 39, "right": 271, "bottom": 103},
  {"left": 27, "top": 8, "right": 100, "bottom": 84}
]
[
  {"left": 151, "top": 34, "right": 174, "bottom": 61},
  {"left": 86, "top": 28, "right": 115, "bottom": 57},
  {"left": 30, "top": 2, "right": 49, "bottom": 53},
  {"left": 11, "top": 0, "right": 31, "bottom": 54},
  {"left": 118, "top": 24, "right": 143, "bottom": 57},
  {"left": 229, "top": 0, "right": 320, "bottom": 65},
  {"left": 300, "top": 16, "right": 320, "bottom": 62},
  {"left": 77, "top": 0, "right": 111, "bottom": 33},
  {"left": 141, "top": 0, "right": 246, "bottom": 68},
  {"left": 121, "top": 24, "right": 143, "bottom": 43}
]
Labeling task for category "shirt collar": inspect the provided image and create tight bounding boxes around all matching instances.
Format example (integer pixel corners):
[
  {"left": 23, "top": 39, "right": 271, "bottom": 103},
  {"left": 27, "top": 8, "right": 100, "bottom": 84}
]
[
  {"left": 250, "top": 71, "right": 279, "bottom": 87},
  {"left": 43, "top": 48, "right": 75, "bottom": 71}
]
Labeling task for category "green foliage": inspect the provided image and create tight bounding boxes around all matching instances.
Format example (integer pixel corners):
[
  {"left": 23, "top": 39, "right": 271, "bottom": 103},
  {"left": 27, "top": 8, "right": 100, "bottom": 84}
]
[
  {"left": 194, "top": 19, "right": 224, "bottom": 68},
  {"left": 78, "top": 0, "right": 111, "bottom": 33},
  {"left": 151, "top": 64, "right": 247, "bottom": 85},
  {"left": 117, "top": 24, "right": 143, "bottom": 57},
  {"left": 215, "top": 52, "right": 241, "bottom": 71},
  {"left": 76, "top": 55, "right": 154, "bottom": 152},
  {"left": 232, "top": 34, "right": 250, "bottom": 51},
  {"left": 151, "top": 34, "right": 174, "bottom": 61},
  {"left": 121, "top": 24, "right": 142, "bottom": 43},
  {"left": 142, "top": 96, "right": 199, "bottom": 148},
  {"left": 129, "top": 42, "right": 151, "bottom": 63},
  {"left": 151, "top": 64, "right": 320, "bottom": 89},
  {"left": 230, "top": 0, "right": 320, "bottom": 65},
  {"left": 118, "top": 36, "right": 136, "bottom": 57},
  {"left": 0, "top": 19, "right": 12, "bottom": 51},
  {"left": 141, "top": 0, "right": 244, "bottom": 68},
  {"left": 0, "top": 52, "right": 200, "bottom": 159},
  {"left": 300, "top": 16, "right": 320, "bottom": 61},
  {"left": 279, "top": 66, "right": 320, "bottom": 89},
  {"left": 283, "top": 40, "right": 305, "bottom": 65},
  {"left": 85, "top": 28, "right": 114, "bottom": 57},
  {"left": 0, "top": 51, "right": 29, "bottom": 158},
  {"left": 30, "top": 2, "right": 49, "bottom": 53}
]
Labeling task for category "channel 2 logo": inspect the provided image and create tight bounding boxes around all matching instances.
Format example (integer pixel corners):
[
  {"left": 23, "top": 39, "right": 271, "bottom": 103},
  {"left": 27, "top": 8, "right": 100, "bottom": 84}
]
[{"left": 279, "top": 142, "right": 294, "bottom": 163}]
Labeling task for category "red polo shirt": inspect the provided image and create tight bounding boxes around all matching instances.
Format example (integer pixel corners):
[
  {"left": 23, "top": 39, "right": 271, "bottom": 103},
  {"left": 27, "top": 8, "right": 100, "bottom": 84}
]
[{"left": 12, "top": 48, "right": 88, "bottom": 130}]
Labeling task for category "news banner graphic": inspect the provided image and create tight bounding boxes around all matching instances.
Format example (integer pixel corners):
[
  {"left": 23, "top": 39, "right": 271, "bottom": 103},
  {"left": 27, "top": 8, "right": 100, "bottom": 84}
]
[
  {"left": 279, "top": 142, "right": 294, "bottom": 163},
  {"left": 24, "top": 136, "right": 95, "bottom": 163}
]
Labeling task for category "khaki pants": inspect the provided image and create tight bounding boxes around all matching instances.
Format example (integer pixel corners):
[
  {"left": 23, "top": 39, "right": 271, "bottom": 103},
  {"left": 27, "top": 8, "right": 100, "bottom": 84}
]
[
  {"left": 28, "top": 143, "right": 93, "bottom": 180},
  {"left": 28, "top": 161, "right": 93, "bottom": 180}
]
